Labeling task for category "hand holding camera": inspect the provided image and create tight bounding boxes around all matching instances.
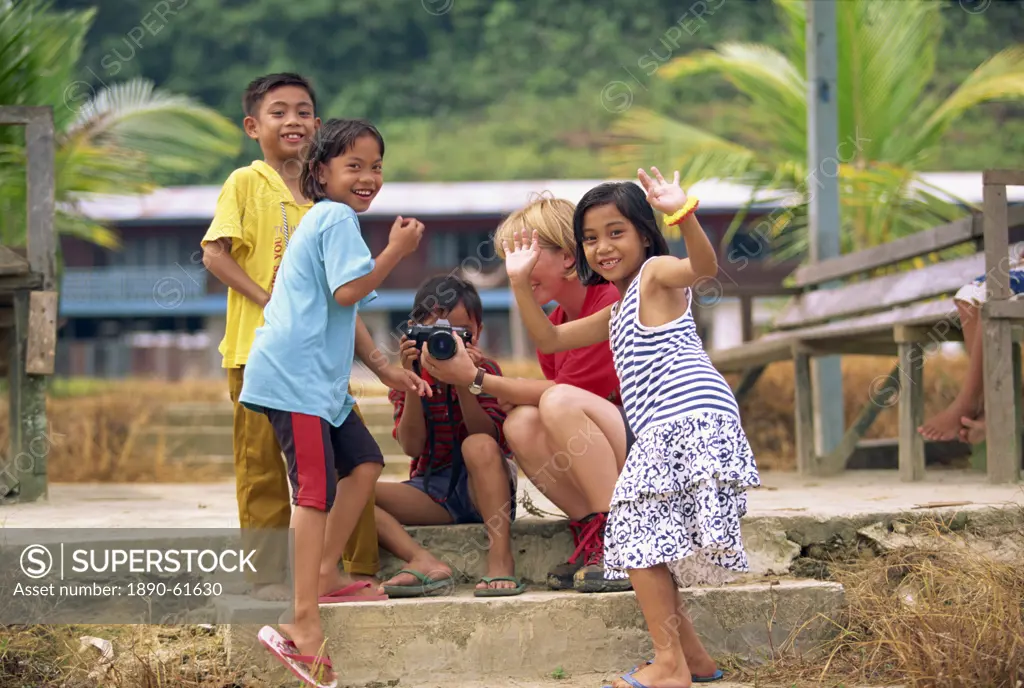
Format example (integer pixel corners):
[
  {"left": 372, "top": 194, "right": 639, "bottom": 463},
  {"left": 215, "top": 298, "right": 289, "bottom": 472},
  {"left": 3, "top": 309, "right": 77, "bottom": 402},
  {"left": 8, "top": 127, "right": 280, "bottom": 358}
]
[{"left": 404, "top": 319, "right": 474, "bottom": 362}]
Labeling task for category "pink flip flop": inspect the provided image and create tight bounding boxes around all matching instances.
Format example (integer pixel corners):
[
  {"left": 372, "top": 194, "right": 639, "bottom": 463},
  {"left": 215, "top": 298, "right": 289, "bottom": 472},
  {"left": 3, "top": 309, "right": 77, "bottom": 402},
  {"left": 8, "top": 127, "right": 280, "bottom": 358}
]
[
  {"left": 318, "top": 580, "right": 388, "bottom": 604},
  {"left": 258, "top": 625, "right": 338, "bottom": 688}
]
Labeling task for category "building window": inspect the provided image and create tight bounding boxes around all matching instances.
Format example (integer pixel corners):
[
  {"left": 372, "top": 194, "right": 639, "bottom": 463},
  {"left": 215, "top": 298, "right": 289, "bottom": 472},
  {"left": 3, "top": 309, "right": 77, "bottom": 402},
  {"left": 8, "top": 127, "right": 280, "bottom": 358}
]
[{"left": 428, "top": 233, "right": 459, "bottom": 268}]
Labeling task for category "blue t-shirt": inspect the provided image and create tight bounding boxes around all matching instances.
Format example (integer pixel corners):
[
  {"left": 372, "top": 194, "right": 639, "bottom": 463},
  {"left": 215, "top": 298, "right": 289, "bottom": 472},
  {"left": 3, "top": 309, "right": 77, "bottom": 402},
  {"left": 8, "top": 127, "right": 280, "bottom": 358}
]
[{"left": 239, "top": 201, "right": 376, "bottom": 426}]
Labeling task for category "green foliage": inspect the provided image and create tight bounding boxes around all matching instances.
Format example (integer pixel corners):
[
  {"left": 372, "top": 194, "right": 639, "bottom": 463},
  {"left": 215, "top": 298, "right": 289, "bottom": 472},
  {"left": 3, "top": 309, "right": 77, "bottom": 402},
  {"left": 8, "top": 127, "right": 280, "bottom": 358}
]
[
  {"left": 34, "top": 0, "right": 1024, "bottom": 195},
  {"left": 0, "top": 0, "right": 241, "bottom": 248},
  {"left": 604, "top": 0, "right": 1024, "bottom": 256}
]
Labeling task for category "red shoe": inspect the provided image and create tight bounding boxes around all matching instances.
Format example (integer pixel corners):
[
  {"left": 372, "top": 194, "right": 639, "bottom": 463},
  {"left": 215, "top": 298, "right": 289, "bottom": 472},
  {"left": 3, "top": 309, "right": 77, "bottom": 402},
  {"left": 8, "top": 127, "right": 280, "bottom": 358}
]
[{"left": 573, "top": 512, "right": 632, "bottom": 593}]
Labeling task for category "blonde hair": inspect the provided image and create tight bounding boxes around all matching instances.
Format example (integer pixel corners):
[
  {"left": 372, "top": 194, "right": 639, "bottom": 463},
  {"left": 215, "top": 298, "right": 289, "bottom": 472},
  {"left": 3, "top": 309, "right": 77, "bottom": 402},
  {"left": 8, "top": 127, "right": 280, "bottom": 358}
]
[{"left": 493, "top": 192, "right": 577, "bottom": 279}]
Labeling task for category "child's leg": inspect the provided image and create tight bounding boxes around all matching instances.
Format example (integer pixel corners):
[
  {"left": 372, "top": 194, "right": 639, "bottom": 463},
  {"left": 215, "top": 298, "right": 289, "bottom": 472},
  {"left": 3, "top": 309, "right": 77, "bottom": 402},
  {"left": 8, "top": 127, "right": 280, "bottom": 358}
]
[
  {"left": 341, "top": 398, "right": 381, "bottom": 581},
  {"left": 920, "top": 301, "right": 984, "bottom": 440},
  {"left": 612, "top": 565, "right": 690, "bottom": 688},
  {"left": 462, "top": 434, "right": 518, "bottom": 592},
  {"left": 374, "top": 481, "right": 454, "bottom": 592},
  {"left": 319, "top": 412, "right": 384, "bottom": 598},
  {"left": 670, "top": 588, "right": 718, "bottom": 679},
  {"left": 265, "top": 410, "right": 338, "bottom": 684},
  {"left": 228, "top": 367, "right": 292, "bottom": 602},
  {"left": 341, "top": 497, "right": 380, "bottom": 578}
]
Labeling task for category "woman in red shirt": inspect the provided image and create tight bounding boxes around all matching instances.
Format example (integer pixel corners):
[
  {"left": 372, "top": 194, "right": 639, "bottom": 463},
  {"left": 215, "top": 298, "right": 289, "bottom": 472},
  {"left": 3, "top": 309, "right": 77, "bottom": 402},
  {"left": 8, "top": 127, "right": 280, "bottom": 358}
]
[{"left": 421, "top": 194, "right": 632, "bottom": 593}]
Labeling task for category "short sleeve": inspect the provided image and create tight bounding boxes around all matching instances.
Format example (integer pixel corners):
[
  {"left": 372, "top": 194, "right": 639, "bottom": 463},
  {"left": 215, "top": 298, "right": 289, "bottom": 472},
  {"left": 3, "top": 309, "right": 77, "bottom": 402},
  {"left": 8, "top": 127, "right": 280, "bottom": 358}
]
[
  {"left": 202, "top": 171, "right": 246, "bottom": 248},
  {"left": 320, "top": 208, "right": 375, "bottom": 294}
]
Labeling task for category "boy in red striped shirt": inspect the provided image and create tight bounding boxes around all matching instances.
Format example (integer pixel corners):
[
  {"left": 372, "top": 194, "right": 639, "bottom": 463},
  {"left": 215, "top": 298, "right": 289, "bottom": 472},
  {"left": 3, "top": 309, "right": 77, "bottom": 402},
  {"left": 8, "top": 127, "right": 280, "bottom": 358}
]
[{"left": 374, "top": 275, "right": 523, "bottom": 597}]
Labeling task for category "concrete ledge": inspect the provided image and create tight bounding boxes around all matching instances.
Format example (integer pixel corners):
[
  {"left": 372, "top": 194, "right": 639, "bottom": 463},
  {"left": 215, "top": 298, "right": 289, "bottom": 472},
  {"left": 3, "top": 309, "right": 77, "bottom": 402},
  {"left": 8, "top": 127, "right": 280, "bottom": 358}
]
[
  {"left": 381, "top": 515, "right": 803, "bottom": 586},
  {"left": 223, "top": 579, "right": 844, "bottom": 686}
]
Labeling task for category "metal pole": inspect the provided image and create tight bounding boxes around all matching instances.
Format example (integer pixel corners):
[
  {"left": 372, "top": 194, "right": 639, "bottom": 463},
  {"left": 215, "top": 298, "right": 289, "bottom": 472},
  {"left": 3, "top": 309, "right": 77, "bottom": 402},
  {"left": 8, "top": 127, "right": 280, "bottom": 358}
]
[{"left": 806, "top": 0, "right": 844, "bottom": 462}]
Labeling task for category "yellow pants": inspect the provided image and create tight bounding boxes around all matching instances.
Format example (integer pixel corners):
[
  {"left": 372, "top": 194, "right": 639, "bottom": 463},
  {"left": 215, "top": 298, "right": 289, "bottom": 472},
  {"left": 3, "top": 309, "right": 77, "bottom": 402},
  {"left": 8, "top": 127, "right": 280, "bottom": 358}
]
[{"left": 228, "top": 367, "right": 379, "bottom": 585}]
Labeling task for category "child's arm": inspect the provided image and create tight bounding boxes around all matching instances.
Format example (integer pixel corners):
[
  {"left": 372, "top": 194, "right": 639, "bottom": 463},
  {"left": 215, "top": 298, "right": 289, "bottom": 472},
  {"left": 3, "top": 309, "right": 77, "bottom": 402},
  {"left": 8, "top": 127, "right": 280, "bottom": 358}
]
[
  {"left": 453, "top": 359, "right": 503, "bottom": 440},
  {"left": 200, "top": 173, "right": 271, "bottom": 307},
  {"left": 355, "top": 316, "right": 431, "bottom": 398},
  {"left": 334, "top": 216, "right": 424, "bottom": 307},
  {"left": 505, "top": 229, "right": 612, "bottom": 355},
  {"left": 394, "top": 387, "right": 428, "bottom": 458},
  {"left": 203, "top": 239, "right": 271, "bottom": 307},
  {"left": 639, "top": 167, "right": 719, "bottom": 288}
]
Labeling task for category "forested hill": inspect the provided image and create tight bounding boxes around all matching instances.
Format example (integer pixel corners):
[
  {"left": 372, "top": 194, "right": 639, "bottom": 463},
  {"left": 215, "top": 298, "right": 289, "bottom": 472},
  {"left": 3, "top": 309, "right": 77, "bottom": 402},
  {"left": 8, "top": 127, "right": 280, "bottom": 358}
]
[{"left": 54, "top": 0, "right": 1024, "bottom": 185}]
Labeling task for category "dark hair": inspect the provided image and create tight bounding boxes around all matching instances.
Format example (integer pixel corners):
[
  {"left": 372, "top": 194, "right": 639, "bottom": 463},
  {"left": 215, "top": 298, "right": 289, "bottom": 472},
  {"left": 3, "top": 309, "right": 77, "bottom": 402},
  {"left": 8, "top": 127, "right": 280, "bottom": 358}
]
[
  {"left": 573, "top": 182, "right": 670, "bottom": 286},
  {"left": 300, "top": 118, "right": 385, "bottom": 202},
  {"left": 242, "top": 73, "right": 317, "bottom": 117},
  {"left": 410, "top": 275, "right": 484, "bottom": 327}
]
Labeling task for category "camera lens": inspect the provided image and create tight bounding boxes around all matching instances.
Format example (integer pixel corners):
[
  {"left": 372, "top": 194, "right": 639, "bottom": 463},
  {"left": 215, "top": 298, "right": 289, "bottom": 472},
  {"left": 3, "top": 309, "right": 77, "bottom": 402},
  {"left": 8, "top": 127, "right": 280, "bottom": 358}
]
[{"left": 427, "top": 331, "right": 456, "bottom": 361}]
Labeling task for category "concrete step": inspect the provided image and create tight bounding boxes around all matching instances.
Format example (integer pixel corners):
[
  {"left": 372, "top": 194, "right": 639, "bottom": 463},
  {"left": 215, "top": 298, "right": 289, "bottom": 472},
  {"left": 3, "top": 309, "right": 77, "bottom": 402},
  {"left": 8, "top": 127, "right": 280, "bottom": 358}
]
[
  {"left": 221, "top": 579, "right": 844, "bottom": 687},
  {"left": 136, "top": 423, "right": 405, "bottom": 461},
  {"left": 162, "top": 399, "right": 396, "bottom": 429},
  {"left": 374, "top": 513, "right": 802, "bottom": 588},
  {"left": 136, "top": 425, "right": 236, "bottom": 458}
]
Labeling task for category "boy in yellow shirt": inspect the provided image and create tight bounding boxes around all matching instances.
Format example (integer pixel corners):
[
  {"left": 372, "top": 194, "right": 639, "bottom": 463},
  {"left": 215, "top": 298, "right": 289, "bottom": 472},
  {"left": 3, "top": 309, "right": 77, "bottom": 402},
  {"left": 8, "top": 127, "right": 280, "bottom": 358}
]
[{"left": 201, "top": 73, "right": 380, "bottom": 601}]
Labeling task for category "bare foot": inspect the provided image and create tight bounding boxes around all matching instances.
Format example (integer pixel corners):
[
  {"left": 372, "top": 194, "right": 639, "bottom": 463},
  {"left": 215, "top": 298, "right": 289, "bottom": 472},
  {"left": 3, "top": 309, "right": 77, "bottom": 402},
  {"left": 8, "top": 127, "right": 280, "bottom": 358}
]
[
  {"left": 319, "top": 569, "right": 381, "bottom": 599},
  {"left": 475, "top": 548, "right": 518, "bottom": 592},
  {"left": 252, "top": 583, "right": 291, "bottom": 602},
  {"left": 612, "top": 658, "right": 690, "bottom": 688},
  {"left": 919, "top": 400, "right": 974, "bottom": 441},
  {"left": 278, "top": 618, "right": 335, "bottom": 686},
  {"left": 378, "top": 553, "right": 451, "bottom": 594},
  {"left": 960, "top": 415, "right": 987, "bottom": 444}
]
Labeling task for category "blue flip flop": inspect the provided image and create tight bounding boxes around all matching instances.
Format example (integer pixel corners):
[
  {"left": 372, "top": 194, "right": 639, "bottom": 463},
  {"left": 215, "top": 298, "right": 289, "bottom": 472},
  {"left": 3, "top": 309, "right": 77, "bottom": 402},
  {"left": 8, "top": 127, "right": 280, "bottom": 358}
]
[
  {"left": 627, "top": 660, "right": 725, "bottom": 683},
  {"left": 603, "top": 670, "right": 648, "bottom": 688}
]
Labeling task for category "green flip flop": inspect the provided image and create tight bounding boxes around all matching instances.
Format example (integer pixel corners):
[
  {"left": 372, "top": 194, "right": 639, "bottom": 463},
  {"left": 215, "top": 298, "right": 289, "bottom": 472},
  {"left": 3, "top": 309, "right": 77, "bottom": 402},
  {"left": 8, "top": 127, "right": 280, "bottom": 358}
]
[
  {"left": 473, "top": 576, "right": 527, "bottom": 597},
  {"left": 381, "top": 569, "right": 452, "bottom": 598}
]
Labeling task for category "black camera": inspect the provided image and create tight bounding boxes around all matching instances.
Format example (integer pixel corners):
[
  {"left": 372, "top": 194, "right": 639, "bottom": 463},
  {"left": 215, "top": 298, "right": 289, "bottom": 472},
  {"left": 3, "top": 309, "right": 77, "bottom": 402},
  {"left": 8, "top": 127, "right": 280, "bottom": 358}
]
[{"left": 404, "top": 319, "right": 473, "bottom": 361}]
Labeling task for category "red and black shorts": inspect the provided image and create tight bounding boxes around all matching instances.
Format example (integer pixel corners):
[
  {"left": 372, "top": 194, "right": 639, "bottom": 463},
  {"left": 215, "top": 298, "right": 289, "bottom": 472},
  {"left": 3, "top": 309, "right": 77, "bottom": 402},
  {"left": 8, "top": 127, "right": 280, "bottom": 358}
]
[{"left": 265, "top": 409, "right": 384, "bottom": 512}]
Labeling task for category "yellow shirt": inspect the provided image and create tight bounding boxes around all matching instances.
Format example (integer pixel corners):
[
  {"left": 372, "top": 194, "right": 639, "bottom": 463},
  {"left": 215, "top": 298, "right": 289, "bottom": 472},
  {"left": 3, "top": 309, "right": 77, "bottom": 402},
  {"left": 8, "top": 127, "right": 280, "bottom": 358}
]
[{"left": 201, "top": 160, "right": 313, "bottom": 368}]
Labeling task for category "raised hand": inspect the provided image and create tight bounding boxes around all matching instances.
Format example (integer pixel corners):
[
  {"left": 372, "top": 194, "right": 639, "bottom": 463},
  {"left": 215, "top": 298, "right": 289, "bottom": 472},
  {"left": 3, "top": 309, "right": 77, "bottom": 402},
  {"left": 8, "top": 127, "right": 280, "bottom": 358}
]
[
  {"left": 388, "top": 216, "right": 425, "bottom": 257},
  {"left": 502, "top": 228, "right": 541, "bottom": 286},
  {"left": 637, "top": 167, "right": 688, "bottom": 216}
]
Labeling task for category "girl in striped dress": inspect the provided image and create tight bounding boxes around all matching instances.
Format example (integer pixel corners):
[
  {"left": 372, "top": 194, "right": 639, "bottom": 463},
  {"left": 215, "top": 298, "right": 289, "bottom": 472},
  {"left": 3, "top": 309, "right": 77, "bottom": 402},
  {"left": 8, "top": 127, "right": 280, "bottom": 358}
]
[{"left": 504, "top": 167, "right": 760, "bottom": 688}]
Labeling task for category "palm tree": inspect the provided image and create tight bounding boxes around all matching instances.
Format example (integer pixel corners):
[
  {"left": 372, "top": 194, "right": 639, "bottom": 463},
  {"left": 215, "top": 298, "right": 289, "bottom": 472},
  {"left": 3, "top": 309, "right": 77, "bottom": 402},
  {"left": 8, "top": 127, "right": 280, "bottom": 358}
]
[
  {"left": 0, "top": 0, "right": 241, "bottom": 249},
  {"left": 601, "top": 0, "right": 1024, "bottom": 259}
]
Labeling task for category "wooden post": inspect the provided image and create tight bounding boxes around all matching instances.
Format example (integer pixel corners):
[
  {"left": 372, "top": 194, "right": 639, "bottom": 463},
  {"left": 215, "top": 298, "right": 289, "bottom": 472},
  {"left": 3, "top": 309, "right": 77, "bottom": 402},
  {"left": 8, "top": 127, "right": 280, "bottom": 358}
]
[
  {"left": 896, "top": 340, "right": 926, "bottom": 481},
  {"left": 806, "top": 0, "right": 845, "bottom": 460},
  {"left": 26, "top": 108, "right": 56, "bottom": 292},
  {"left": 981, "top": 174, "right": 1021, "bottom": 483},
  {"left": 740, "top": 295, "right": 753, "bottom": 343},
  {"left": 793, "top": 348, "right": 817, "bottom": 474},
  {"left": 5, "top": 291, "right": 50, "bottom": 503},
  {"left": 0, "top": 106, "right": 57, "bottom": 504}
]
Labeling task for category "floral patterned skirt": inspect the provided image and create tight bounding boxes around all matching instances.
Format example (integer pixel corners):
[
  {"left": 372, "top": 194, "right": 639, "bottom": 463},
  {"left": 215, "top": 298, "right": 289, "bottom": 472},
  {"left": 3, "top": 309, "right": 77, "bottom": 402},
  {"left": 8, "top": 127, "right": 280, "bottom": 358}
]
[{"left": 604, "top": 411, "right": 761, "bottom": 587}]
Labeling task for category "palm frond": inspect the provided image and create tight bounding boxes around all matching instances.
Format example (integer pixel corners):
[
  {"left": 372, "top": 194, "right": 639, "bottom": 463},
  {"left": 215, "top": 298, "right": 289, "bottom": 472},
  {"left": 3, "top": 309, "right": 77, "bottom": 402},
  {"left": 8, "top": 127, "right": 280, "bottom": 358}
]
[
  {"left": 602, "top": 107, "right": 760, "bottom": 183},
  {"left": 658, "top": 43, "right": 806, "bottom": 158},
  {"left": 906, "top": 46, "right": 1024, "bottom": 161},
  {"left": 65, "top": 78, "right": 242, "bottom": 174}
]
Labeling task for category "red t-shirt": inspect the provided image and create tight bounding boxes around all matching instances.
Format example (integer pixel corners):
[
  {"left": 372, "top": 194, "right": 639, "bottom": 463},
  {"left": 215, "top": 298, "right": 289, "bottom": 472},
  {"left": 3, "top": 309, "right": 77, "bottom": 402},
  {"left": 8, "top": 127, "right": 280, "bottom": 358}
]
[
  {"left": 389, "top": 358, "right": 510, "bottom": 478},
  {"left": 537, "top": 283, "right": 623, "bottom": 406}
]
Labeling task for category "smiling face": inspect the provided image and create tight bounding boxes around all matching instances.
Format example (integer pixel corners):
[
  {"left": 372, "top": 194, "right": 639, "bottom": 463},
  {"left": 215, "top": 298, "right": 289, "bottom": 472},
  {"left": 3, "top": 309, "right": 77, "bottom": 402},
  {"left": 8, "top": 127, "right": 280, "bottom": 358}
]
[
  {"left": 580, "top": 203, "right": 648, "bottom": 288},
  {"left": 526, "top": 244, "right": 576, "bottom": 306},
  {"left": 244, "top": 85, "right": 319, "bottom": 165},
  {"left": 316, "top": 134, "right": 384, "bottom": 212}
]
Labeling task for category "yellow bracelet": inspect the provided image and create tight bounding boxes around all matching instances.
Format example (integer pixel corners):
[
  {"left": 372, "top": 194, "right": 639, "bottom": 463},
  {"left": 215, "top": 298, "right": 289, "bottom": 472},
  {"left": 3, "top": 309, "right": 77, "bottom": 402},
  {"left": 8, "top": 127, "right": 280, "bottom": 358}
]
[
  {"left": 664, "top": 197, "right": 699, "bottom": 226},
  {"left": 661, "top": 197, "right": 699, "bottom": 240}
]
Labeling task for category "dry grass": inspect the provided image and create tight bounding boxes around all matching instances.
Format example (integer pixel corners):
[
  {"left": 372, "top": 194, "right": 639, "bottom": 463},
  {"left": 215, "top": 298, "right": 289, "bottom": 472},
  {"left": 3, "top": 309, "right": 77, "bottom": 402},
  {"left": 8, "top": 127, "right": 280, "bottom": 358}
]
[
  {"left": 739, "top": 519, "right": 1024, "bottom": 688},
  {"left": 0, "top": 379, "right": 228, "bottom": 483},
  {"left": 0, "top": 624, "right": 260, "bottom": 688},
  {"left": 0, "top": 354, "right": 971, "bottom": 482}
]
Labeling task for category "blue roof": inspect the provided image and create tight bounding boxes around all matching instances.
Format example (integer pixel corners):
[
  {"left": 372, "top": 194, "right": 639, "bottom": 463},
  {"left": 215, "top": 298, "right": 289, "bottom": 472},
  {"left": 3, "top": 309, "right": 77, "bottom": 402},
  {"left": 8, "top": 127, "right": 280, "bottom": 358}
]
[{"left": 58, "top": 289, "right": 520, "bottom": 318}]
